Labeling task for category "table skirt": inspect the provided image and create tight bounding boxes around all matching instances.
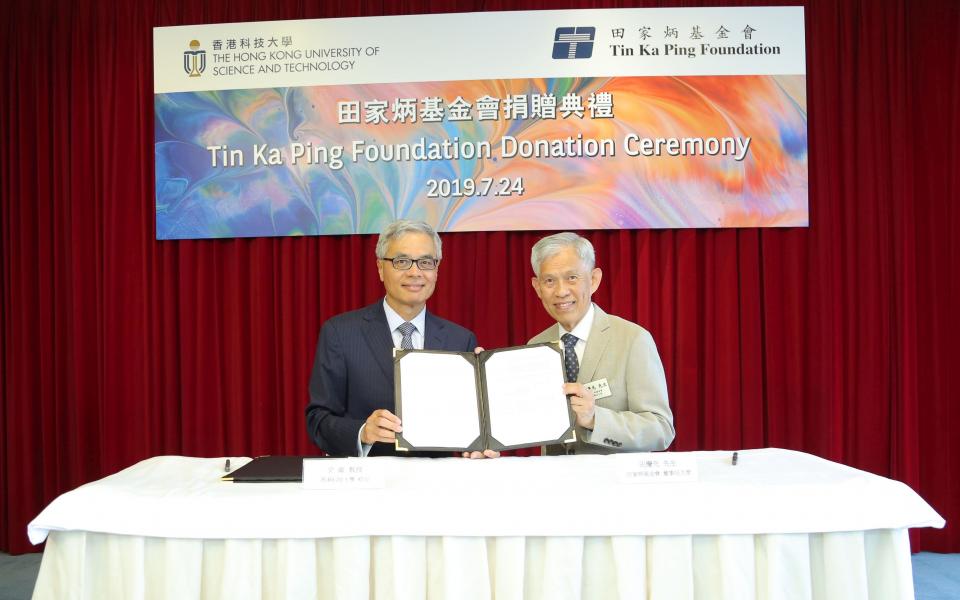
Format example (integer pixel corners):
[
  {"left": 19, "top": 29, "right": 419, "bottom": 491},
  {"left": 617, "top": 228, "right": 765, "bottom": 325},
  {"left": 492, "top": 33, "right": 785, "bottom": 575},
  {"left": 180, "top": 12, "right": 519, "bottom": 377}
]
[{"left": 32, "top": 528, "right": 914, "bottom": 600}]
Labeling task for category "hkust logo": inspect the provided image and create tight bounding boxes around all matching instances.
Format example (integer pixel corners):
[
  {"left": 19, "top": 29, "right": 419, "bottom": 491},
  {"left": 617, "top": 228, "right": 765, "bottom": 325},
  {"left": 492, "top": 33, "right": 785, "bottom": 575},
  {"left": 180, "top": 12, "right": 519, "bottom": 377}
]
[
  {"left": 552, "top": 27, "right": 596, "bottom": 59},
  {"left": 183, "top": 40, "right": 206, "bottom": 77}
]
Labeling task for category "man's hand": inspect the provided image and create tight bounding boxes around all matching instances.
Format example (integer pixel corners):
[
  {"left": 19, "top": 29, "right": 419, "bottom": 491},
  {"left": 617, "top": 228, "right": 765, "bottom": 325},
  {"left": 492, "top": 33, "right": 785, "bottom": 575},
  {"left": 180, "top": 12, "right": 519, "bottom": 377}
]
[
  {"left": 564, "top": 382, "right": 596, "bottom": 430},
  {"left": 361, "top": 409, "right": 402, "bottom": 444},
  {"left": 461, "top": 449, "right": 501, "bottom": 459}
]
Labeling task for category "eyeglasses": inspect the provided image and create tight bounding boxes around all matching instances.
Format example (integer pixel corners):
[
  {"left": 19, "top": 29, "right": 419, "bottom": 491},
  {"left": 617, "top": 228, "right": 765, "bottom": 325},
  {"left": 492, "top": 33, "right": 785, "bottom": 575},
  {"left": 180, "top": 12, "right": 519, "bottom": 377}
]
[{"left": 381, "top": 256, "right": 439, "bottom": 271}]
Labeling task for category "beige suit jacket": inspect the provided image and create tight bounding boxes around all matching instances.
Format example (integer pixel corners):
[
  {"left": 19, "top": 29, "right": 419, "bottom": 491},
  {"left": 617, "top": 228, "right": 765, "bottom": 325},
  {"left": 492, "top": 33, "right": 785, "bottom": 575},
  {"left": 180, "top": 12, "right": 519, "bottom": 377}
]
[{"left": 529, "top": 305, "right": 675, "bottom": 454}]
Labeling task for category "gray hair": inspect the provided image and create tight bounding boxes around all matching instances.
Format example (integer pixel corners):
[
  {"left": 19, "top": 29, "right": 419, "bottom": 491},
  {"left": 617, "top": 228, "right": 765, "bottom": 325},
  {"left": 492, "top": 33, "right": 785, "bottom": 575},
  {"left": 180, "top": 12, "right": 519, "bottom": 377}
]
[
  {"left": 530, "top": 232, "right": 595, "bottom": 277},
  {"left": 375, "top": 219, "right": 443, "bottom": 259}
]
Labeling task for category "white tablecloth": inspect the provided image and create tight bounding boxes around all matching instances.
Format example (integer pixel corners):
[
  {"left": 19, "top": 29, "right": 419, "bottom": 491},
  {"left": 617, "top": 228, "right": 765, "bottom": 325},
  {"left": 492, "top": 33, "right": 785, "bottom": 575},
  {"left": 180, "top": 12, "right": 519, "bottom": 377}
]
[{"left": 28, "top": 449, "right": 944, "bottom": 600}]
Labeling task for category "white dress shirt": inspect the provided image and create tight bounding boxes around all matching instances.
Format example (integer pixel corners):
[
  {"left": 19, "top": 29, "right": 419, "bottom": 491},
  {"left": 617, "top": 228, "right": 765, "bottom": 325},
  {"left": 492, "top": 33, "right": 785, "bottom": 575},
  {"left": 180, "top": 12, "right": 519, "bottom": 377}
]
[
  {"left": 559, "top": 303, "right": 596, "bottom": 367},
  {"left": 383, "top": 299, "right": 426, "bottom": 350}
]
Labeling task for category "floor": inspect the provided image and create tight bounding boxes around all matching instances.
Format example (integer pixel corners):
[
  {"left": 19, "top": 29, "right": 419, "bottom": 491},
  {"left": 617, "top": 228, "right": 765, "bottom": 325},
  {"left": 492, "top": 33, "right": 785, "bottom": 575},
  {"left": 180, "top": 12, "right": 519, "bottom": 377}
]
[{"left": 913, "top": 552, "right": 960, "bottom": 600}]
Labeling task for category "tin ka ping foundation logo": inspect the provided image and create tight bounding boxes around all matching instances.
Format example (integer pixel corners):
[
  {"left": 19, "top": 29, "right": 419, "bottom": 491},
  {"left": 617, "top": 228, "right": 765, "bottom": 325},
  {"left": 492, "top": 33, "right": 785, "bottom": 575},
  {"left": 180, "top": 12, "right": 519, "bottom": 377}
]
[{"left": 552, "top": 27, "right": 596, "bottom": 59}]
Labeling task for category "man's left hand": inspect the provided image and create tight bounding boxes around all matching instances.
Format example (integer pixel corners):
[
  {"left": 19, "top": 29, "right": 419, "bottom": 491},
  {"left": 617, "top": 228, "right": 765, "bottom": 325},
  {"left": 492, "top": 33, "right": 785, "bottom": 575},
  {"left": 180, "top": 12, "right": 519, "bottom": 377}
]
[{"left": 564, "top": 382, "right": 596, "bottom": 430}]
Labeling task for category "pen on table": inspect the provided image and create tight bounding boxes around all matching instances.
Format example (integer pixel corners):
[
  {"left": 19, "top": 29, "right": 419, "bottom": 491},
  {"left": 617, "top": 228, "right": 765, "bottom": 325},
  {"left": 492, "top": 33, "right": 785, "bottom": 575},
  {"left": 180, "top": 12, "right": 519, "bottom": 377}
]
[
  {"left": 731, "top": 452, "right": 738, "bottom": 466},
  {"left": 224, "top": 459, "right": 231, "bottom": 473}
]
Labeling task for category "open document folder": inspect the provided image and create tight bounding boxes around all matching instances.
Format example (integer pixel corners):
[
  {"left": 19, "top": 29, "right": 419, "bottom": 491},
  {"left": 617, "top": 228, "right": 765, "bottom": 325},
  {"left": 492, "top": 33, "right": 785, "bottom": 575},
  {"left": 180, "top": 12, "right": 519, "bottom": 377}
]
[{"left": 393, "top": 343, "right": 576, "bottom": 452}]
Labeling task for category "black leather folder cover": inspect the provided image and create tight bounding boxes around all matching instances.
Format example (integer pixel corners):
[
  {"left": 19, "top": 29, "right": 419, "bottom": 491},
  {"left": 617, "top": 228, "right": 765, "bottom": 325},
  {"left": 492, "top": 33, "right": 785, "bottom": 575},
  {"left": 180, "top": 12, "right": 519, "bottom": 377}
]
[{"left": 221, "top": 456, "right": 306, "bottom": 482}]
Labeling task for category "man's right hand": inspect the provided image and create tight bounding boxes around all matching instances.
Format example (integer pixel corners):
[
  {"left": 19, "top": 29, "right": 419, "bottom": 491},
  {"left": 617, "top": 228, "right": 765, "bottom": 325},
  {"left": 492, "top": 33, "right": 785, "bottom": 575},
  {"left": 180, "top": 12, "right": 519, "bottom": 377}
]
[
  {"left": 361, "top": 409, "right": 402, "bottom": 444},
  {"left": 462, "top": 450, "right": 501, "bottom": 459}
]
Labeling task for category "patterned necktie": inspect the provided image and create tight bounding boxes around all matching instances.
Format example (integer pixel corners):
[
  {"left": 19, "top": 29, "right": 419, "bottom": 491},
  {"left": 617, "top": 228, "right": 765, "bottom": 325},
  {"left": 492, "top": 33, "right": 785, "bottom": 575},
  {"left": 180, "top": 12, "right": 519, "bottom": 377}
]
[
  {"left": 561, "top": 333, "right": 579, "bottom": 383},
  {"left": 398, "top": 322, "right": 417, "bottom": 350}
]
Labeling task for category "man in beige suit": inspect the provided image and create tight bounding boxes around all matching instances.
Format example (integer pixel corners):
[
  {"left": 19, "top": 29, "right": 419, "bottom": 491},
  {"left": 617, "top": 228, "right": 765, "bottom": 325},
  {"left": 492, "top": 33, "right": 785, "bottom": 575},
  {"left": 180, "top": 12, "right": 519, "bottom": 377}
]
[{"left": 528, "top": 232, "right": 675, "bottom": 454}]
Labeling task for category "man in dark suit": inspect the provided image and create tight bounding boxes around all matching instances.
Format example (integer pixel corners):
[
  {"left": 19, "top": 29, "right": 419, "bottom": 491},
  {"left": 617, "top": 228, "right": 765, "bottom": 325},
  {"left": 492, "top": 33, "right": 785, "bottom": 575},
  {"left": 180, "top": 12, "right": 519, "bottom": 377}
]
[{"left": 306, "top": 220, "right": 477, "bottom": 457}]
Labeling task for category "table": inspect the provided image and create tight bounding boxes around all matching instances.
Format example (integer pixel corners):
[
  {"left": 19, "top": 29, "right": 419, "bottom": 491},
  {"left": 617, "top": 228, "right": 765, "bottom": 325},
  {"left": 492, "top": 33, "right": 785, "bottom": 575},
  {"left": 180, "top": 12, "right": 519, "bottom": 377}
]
[{"left": 28, "top": 449, "right": 944, "bottom": 600}]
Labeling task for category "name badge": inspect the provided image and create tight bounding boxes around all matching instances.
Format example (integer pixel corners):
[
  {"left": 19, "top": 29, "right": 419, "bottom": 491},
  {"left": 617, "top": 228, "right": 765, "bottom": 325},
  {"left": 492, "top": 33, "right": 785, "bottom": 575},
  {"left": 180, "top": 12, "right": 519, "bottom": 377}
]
[
  {"left": 584, "top": 378, "right": 612, "bottom": 399},
  {"left": 302, "top": 458, "right": 385, "bottom": 490},
  {"left": 615, "top": 453, "right": 698, "bottom": 483}
]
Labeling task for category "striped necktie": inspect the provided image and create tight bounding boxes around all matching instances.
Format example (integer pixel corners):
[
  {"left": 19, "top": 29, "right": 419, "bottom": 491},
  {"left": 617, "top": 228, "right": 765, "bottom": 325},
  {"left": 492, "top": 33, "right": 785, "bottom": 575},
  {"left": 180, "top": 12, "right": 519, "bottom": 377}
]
[{"left": 398, "top": 322, "right": 416, "bottom": 350}]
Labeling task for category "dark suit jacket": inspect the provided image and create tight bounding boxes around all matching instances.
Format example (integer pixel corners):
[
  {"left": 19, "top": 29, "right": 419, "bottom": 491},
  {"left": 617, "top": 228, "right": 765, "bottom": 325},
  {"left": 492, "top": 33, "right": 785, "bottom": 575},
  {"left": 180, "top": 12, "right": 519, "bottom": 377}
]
[{"left": 306, "top": 301, "right": 478, "bottom": 457}]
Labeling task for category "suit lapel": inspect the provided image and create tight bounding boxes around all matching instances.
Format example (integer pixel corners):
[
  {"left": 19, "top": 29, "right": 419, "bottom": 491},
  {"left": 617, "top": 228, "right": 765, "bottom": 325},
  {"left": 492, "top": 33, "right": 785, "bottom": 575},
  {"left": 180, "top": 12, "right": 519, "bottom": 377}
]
[
  {"left": 423, "top": 311, "right": 447, "bottom": 350},
  {"left": 579, "top": 305, "right": 611, "bottom": 383},
  {"left": 360, "top": 302, "right": 395, "bottom": 381}
]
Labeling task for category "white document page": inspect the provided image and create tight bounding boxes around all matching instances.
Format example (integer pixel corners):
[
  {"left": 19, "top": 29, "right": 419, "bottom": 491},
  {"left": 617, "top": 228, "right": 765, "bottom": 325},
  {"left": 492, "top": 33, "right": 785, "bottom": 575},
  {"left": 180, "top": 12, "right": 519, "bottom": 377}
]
[
  {"left": 398, "top": 352, "right": 481, "bottom": 449},
  {"left": 484, "top": 345, "right": 570, "bottom": 447}
]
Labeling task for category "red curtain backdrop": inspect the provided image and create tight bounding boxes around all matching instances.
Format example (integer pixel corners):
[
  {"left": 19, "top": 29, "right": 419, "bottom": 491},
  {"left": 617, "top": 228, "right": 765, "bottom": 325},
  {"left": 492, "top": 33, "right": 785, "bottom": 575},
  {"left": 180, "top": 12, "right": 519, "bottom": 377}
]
[{"left": 1, "top": 0, "right": 957, "bottom": 555}]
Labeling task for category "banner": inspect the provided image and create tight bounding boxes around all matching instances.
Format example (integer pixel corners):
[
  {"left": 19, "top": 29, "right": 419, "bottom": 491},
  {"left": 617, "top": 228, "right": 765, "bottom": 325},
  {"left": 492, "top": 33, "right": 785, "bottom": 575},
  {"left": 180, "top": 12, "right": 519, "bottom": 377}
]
[{"left": 154, "top": 7, "right": 807, "bottom": 239}]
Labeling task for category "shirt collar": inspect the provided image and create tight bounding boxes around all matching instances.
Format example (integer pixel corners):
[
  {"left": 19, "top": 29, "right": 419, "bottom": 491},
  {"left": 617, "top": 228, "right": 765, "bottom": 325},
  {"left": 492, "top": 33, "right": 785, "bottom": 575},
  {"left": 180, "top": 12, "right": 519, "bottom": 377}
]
[
  {"left": 559, "top": 302, "right": 595, "bottom": 342},
  {"left": 383, "top": 298, "right": 426, "bottom": 334}
]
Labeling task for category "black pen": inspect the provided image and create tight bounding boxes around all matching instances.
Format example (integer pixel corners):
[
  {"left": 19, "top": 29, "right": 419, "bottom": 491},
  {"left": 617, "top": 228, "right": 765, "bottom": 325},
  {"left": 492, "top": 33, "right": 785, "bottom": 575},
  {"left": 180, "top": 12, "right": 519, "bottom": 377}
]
[
  {"left": 731, "top": 451, "right": 738, "bottom": 466},
  {"left": 224, "top": 459, "right": 231, "bottom": 473}
]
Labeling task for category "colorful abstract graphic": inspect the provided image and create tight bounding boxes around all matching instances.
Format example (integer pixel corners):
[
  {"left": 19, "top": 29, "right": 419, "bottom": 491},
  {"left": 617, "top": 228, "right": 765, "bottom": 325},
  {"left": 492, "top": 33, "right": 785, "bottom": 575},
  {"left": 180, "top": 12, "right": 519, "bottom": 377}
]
[{"left": 154, "top": 76, "right": 807, "bottom": 239}]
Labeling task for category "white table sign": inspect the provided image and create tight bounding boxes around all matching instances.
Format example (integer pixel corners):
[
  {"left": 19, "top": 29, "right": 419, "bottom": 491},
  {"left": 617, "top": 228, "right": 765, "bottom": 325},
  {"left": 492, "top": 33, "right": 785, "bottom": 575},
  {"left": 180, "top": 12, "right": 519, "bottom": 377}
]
[
  {"left": 302, "top": 458, "right": 385, "bottom": 490},
  {"left": 615, "top": 453, "right": 699, "bottom": 483}
]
